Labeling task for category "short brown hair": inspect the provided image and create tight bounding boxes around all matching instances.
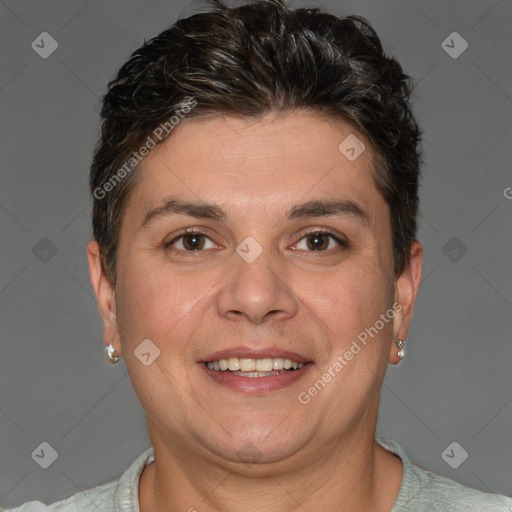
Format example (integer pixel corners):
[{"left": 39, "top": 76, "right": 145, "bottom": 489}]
[{"left": 90, "top": 0, "right": 422, "bottom": 285}]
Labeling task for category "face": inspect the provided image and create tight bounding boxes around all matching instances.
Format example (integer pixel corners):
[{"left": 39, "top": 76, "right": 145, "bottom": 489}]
[{"left": 88, "top": 112, "right": 422, "bottom": 469}]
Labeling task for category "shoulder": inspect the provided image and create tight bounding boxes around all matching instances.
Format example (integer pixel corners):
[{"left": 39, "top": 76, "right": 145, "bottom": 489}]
[
  {"left": 1, "top": 446, "right": 155, "bottom": 512},
  {"left": 422, "top": 471, "right": 512, "bottom": 511},
  {"left": 1, "top": 480, "right": 117, "bottom": 511},
  {"left": 376, "top": 437, "right": 512, "bottom": 512}
]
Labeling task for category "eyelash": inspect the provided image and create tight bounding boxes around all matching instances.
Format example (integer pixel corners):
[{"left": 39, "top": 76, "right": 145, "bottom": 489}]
[{"left": 164, "top": 228, "right": 349, "bottom": 254}]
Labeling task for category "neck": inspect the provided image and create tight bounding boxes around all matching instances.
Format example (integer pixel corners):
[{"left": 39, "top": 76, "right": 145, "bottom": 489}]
[{"left": 139, "top": 413, "right": 402, "bottom": 512}]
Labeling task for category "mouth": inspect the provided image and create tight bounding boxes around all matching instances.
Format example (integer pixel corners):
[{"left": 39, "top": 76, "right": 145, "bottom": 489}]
[
  {"left": 205, "top": 356, "right": 304, "bottom": 377},
  {"left": 199, "top": 349, "right": 312, "bottom": 393}
]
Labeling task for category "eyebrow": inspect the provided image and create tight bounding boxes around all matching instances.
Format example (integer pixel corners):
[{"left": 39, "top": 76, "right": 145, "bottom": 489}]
[
  {"left": 139, "top": 196, "right": 371, "bottom": 230},
  {"left": 140, "top": 198, "right": 226, "bottom": 230},
  {"left": 287, "top": 199, "right": 370, "bottom": 225}
]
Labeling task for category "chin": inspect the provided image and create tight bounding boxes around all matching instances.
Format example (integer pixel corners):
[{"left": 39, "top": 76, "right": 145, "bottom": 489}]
[{"left": 201, "top": 416, "right": 311, "bottom": 466}]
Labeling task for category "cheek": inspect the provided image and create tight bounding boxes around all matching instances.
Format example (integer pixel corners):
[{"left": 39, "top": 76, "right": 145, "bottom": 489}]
[
  {"left": 115, "top": 255, "right": 216, "bottom": 345},
  {"left": 299, "top": 264, "right": 395, "bottom": 382},
  {"left": 116, "top": 251, "right": 240, "bottom": 360},
  {"left": 302, "top": 263, "right": 390, "bottom": 329},
  {"left": 114, "top": 263, "right": 208, "bottom": 406}
]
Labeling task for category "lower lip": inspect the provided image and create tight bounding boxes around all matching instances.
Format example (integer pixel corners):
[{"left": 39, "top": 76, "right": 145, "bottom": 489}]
[{"left": 199, "top": 363, "right": 313, "bottom": 393}]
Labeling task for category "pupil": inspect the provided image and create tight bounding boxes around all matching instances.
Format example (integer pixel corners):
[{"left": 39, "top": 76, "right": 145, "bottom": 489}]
[{"left": 308, "top": 233, "right": 328, "bottom": 250}]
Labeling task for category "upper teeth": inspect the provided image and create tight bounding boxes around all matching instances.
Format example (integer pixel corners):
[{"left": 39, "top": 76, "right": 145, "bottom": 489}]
[{"left": 206, "top": 357, "right": 304, "bottom": 372}]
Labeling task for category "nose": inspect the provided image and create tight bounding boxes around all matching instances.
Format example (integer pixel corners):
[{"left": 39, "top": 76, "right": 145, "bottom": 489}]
[{"left": 216, "top": 246, "right": 299, "bottom": 325}]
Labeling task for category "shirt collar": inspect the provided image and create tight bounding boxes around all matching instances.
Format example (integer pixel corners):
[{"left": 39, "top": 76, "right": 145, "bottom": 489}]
[{"left": 114, "top": 446, "right": 155, "bottom": 512}]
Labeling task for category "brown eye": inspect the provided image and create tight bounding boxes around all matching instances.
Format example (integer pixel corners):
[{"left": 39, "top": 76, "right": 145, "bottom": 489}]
[
  {"left": 166, "top": 232, "right": 215, "bottom": 252},
  {"left": 294, "top": 231, "right": 348, "bottom": 252},
  {"left": 181, "top": 234, "right": 206, "bottom": 250},
  {"left": 306, "top": 233, "right": 330, "bottom": 251}
]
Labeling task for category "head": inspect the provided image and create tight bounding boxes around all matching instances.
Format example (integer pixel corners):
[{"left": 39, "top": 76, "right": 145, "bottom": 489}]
[{"left": 88, "top": 0, "right": 423, "bottom": 468}]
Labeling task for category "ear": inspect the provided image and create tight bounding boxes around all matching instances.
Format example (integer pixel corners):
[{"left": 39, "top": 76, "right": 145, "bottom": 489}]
[
  {"left": 87, "top": 240, "right": 121, "bottom": 355},
  {"left": 389, "top": 240, "right": 423, "bottom": 364}
]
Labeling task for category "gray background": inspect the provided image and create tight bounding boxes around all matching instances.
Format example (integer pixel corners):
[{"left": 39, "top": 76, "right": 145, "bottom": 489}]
[{"left": 1, "top": 0, "right": 511, "bottom": 507}]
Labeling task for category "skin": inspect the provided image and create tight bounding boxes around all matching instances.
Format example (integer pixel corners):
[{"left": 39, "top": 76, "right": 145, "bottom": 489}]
[{"left": 88, "top": 112, "right": 423, "bottom": 512}]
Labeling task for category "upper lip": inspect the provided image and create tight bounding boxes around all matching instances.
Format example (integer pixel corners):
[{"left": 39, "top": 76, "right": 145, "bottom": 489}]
[{"left": 200, "top": 346, "right": 311, "bottom": 364}]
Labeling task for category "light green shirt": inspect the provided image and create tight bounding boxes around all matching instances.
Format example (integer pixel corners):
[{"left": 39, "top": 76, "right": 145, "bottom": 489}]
[{"left": 3, "top": 437, "right": 512, "bottom": 511}]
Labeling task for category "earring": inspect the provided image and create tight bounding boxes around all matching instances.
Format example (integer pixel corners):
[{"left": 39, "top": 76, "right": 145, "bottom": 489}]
[
  {"left": 396, "top": 339, "right": 406, "bottom": 359},
  {"left": 105, "top": 342, "right": 120, "bottom": 364}
]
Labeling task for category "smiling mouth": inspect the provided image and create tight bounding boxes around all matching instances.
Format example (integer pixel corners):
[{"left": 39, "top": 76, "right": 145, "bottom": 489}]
[{"left": 205, "top": 356, "right": 305, "bottom": 377}]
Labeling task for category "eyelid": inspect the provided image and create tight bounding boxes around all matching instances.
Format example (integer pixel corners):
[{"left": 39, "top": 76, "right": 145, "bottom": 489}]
[
  {"left": 165, "top": 227, "right": 219, "bottom": 249},
  {"left": 291, "top": 229, "right": 350, "bottom": 250}
]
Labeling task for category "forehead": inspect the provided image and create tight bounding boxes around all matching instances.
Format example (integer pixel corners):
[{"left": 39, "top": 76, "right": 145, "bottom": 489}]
[{"left": 126, "top": 112, "right": 385, "bottom": 223}]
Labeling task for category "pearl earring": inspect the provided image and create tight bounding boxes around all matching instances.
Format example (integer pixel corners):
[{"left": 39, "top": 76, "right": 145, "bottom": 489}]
[
  {"left": 105, "top": 342, "right": 120, "bottom": 364},
  {"left": 396, "top": 339, "right": 406, "bottom": 359}
]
